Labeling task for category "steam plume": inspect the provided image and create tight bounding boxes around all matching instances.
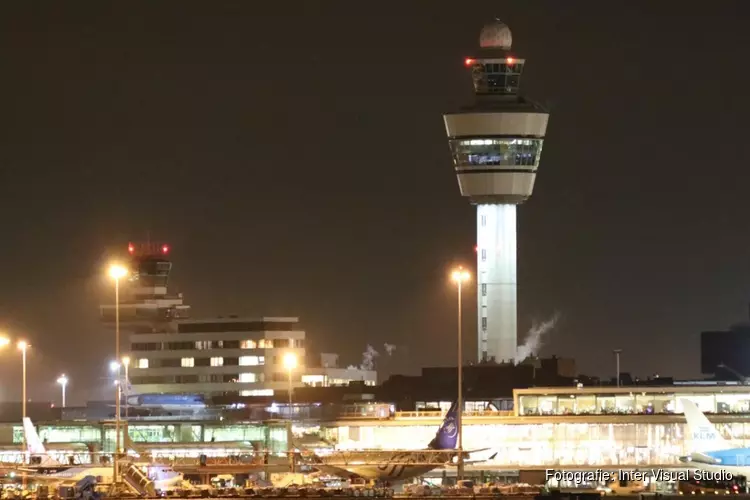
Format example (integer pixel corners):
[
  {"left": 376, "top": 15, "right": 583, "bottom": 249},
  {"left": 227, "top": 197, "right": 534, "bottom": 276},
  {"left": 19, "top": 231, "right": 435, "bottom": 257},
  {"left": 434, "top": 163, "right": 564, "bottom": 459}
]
[
  {"left": 360, "top": 345, "right": 379, "bottom": 370},
  {"left": 383, "top": 343, "right": 396, "bottom": 356},
  {"left": 513, "top": 312, "right": 561, "bottom": 365}
]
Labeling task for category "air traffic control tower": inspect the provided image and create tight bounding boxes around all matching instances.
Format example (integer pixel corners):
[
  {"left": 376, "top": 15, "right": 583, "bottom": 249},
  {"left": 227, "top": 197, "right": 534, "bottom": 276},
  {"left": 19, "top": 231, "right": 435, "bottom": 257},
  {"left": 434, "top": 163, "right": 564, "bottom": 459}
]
[{"left": 443, "top": 21, "right": 550, "bottom": 363}]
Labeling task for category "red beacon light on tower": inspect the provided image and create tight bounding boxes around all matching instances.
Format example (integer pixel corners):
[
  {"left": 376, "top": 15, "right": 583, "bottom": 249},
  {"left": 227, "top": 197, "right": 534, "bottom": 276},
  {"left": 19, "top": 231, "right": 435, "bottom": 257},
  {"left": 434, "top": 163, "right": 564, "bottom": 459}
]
[
  {"left": 464, "top": 58, "right": 476, "bottom": 67},
  {"left": 126, "top": 241, "right": 171, "bottom": 256}
]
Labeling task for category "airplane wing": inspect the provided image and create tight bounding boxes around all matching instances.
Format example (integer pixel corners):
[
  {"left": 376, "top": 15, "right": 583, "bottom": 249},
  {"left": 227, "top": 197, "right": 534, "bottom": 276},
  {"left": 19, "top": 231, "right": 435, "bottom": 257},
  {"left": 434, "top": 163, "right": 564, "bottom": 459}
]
[
  {"left": 680, "top": 452, "right": 722, "bottom": 465},
  {"left": 8, "top": 473, "right": 67, "bottom": 484},
  {"left": 446, "top": 448, "right": 498, "bottom": 465}
]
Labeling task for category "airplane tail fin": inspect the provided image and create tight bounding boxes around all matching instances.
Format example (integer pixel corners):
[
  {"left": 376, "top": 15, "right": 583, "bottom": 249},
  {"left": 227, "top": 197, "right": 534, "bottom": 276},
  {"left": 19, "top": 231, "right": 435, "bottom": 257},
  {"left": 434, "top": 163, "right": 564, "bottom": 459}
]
[
  {"left": 681, "top": 398, "right": 731, "bottom": 452},
  {"left": 428, "top": 402, "right": 459, "bottom": 450},
  {"left": 23, "top": 417, "right": 61, "bottom": 466}
]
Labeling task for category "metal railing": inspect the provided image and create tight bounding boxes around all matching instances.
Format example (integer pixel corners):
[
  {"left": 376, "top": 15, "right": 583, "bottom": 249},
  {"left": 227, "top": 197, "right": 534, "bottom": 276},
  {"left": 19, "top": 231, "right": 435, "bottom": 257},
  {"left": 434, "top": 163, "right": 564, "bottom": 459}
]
[{"left": 394, "top": 410, "right": 513, "bottom": 419}]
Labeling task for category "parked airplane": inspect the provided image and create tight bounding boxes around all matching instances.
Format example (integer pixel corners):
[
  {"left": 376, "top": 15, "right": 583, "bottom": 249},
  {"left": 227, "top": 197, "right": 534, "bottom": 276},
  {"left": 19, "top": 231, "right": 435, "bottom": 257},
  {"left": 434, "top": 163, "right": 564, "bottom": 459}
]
[
  {"left": 15, "top": 418, "right": 184, "bottom": 492},
  {"left": 680, "top": 398, "right": 749, "bottom": 477},
  {"left": 303, "top": 403, "right": 496, "bottom": 481},
  {"left": 126, "top": 393, "right": 206, "bottom": 411}
]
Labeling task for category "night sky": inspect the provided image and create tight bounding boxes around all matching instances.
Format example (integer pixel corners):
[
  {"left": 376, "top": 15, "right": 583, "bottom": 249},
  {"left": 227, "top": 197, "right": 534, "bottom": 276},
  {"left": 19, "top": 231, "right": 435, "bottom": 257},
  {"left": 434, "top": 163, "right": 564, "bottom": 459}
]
[{"left": 2, "top": 1, "right": 750, "bottom": 405}]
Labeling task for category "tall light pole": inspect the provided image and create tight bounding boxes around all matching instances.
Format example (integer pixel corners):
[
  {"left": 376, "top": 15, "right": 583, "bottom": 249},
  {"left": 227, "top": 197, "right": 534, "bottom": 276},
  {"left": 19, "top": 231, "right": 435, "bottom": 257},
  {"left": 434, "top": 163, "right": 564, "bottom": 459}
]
[
  {"left": 283, "top": 352, "right": 298, "bottom": 414},
  {"left": 451, "top": 267, "right": 470, "bottom": 481},
  {"left": 108, "top": 263, "right": 127, "bottom": 484},
  {"left": 17, "top": 341, "right": 28, "bottom": 463},
  {"left": 282, "top": 352, "right": 298, "bottom": 473},
  {"left": 613, "top": 349, "right": 622, "bottom": 387},
  {"left": 122, "top": 356, "right": 130, "bottom": 421},
  {"left": 57, "top": 375, "right": 68, "bottom": 408}
]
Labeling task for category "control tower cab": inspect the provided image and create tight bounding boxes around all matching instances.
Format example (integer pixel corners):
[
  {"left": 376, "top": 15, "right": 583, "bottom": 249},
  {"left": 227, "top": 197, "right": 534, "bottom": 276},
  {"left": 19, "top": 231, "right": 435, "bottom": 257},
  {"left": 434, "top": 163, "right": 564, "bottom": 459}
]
[
  {"left": 100, "top": 242, "right": 190, "bottom": 331},
  {"left": 443, "top": 21, "right": 550, "bottom": 363}
]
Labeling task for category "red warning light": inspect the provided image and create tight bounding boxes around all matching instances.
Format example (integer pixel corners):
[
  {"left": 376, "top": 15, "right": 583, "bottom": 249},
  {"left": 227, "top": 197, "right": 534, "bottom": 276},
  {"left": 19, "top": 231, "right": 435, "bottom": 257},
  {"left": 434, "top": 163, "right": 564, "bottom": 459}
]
[
  {"left": 161, "top": 244, "right": 170, "bottom": 254},
  {"left": 127, "top": 243, "right": 135, "bottom": 254},
  {"left": 474, "top": 245, "right": 478, "bottom": 253},
  {"left": 506, "top": 57, "right": 515, "bottom": 65},
  {"left": 464, "top": 58, "right": 475, "bottom": 67}
]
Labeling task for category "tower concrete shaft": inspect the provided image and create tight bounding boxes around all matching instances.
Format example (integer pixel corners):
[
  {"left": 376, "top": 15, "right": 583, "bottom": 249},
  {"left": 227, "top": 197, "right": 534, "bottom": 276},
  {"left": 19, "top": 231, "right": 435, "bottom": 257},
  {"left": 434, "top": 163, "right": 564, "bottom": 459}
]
[
  {"left": 477, "top": 204, "right": 517, "bottom": 362},
  {"left": 443, "top": 21, "right": 550, "bottom": 363}
]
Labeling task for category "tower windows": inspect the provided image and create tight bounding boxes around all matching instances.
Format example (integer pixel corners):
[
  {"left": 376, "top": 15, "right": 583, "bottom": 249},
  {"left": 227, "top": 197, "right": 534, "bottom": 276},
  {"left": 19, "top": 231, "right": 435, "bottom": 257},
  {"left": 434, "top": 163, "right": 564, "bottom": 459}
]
[
  {"left": 481, "top": 249, "right": 486, "bottom": 261},
  {"left": 210, "top": 357, "right": 224, "bottom": 367},
  {"left": 481, "top": 215, "right": 486, "bottom": 227},
  {"left": 181, "top": 357, "right": 194, "bottom": 367},
  {"left": 470, "top": 62, "right": 525, "bottom": 95},
  {"left": 481, "top": 284, "right": 487, "bottom": 296},
  {"left": 450, "top": 138, "right": 542, "bottom": 168},
  {"left": 481, "top": 317, "right": 487, "bottom": 329}
]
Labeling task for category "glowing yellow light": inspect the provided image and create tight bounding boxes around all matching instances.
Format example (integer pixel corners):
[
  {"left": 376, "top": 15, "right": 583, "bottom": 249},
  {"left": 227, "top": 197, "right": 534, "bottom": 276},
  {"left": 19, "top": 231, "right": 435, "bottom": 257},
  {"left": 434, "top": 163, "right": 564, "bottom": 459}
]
[
  {"left": 122, "top": 356, "right": 130, "bottom": 367},
  {"left": 283, "top": 352, "right": 298, "bottom": 370},
  {"left": 451, "top": 267, "right": 471, "bottom": 284},
  {"left": 108, "top": 264, "right": 128, "bottom": 280},
  {"left": 57, "top": 375, "right": 68, "bottom": 386},
  {"left": 0, "top": 337, "right": 9, "bottom": 348},
  {"left": 17, "top": 340, "right": 28, "bottom": 351}
]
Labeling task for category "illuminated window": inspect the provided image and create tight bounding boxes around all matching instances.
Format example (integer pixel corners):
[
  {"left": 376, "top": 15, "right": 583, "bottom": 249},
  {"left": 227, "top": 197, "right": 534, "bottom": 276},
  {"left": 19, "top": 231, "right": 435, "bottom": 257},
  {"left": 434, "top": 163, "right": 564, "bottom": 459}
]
[
  {"left": 240, "top": 340, "right": 257, "bottom": 349},
  {"left": 181, "top": 357, "right": 194, "bottom": 367},
  {"left": 239, "top": 389, "right": 274, "bottom": 397},
  {"left": 449, "top": 138, "right": 543, "bottom": 168},
  {"left": 137, "top": 359, "right": 149, "bottom": 369},
  {"left": 210, "top": 357, "right": 224, "bottom": 367},
  {"left": 302, "top": 374, "right": 325, "bottom": 387},
  {"left": 239, "top": 356, "right": 263, "bottom": 366},
  {"left": 259, "top": 339, "right": 271, "bottom": 348},
  {"left": 195, "top": 341, "right": 210, "bottom": 350},
  {"left": 239, "top": 373, "right": 256, "bottom": 383}
]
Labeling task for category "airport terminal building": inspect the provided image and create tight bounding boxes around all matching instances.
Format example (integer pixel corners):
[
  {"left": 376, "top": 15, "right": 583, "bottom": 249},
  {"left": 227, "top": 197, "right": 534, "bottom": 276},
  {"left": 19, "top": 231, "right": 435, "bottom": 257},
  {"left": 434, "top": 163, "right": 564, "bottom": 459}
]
[{"left": 4, "top": 384, "right": 750, "bottom": 471}]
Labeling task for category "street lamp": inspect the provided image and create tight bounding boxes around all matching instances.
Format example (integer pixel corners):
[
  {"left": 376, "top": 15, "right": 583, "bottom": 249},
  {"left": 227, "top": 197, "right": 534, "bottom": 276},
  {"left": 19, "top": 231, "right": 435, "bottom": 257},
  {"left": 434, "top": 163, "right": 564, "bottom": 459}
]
[
  {"left": 57, "top": 375, "right": 68, "bottom": 408},
  {"left": 0, "top": 337, "right": 10, "bottom": 348},
  {"left": 282, "top": 352, "right": 298, "bottom": 473},
  {"left": 108, "top": 263, "right": 127, "bottom": 484},
  {"left": 283, "top": 352, "right": 298, "bottom": 410},
  {"left": 122, "top": 356, "right": 130, "bottom": 420},
  {"left": 17, "top": 340, "right": 28, "bottom": 463},
  {"left": 613, "top": 349, "right": 622, "bottom": 387},
  {"left": 451, "top": 266, "right": 470, "bottom": 481},
  {"left": 17, "top": 341, "right": 28, "bottom": 421}
]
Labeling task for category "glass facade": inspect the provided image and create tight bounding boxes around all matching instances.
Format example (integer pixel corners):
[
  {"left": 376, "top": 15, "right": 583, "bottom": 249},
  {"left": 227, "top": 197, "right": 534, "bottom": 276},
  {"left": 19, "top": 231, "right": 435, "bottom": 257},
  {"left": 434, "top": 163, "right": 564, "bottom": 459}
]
[
  {"left": 203, "top": 425, "right": 266, "bottom": 443},
  {"left": 38, "top": 426, "right": 101, "bottom": 443},
  {"left": 326, "top": 420, "right": 750, "bottom": 468},
  {"left": 450, "top": 139, "right": 543, "bottom": 168},
  {"left": 470, "top": 61, "right": 525, "bottom": 95},
  {"left": 518, "top": 391, "right": 750, "bottom": 416}
]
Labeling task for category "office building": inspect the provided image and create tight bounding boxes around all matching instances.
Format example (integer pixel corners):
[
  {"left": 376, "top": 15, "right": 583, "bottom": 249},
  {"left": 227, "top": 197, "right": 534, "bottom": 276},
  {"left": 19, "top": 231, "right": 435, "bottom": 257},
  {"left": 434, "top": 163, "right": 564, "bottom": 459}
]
[{"left": 129, "top": 316, "right": 306, "bottom": 397}]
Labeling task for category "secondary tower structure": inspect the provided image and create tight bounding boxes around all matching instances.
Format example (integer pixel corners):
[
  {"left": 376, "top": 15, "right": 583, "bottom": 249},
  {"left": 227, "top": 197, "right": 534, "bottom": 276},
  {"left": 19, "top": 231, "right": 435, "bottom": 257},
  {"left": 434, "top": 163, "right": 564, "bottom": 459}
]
[
  {"left": 100, "top": 242, "right": 190, "bottom": 332},
  {"left": 443, "top": 21, "right": 550, "bottom": 363}
]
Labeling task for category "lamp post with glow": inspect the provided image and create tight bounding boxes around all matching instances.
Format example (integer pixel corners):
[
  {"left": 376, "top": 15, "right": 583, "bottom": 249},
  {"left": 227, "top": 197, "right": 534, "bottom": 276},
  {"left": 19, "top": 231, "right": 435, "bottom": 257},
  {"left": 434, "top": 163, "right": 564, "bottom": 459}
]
[
  {"left": 108, "top": 264, "right": 127, "bottom": 483},
  {"left": 613, "top": 349, "right": 622, "bottom": 387},
  {"left": 451, "top": 267, "right": 470, "bottom": 481},
  {"left": 282, "top": 352, "right": 298, "bottom": 473},
  {"left": 57, "top": 375, "right": 68, "bottom": 408},
  {"left": 17, "top": 340, "right": 28, "bottom": 463},
  {"left": 122, "top": 356, "right": 130, "bottom": 420}
]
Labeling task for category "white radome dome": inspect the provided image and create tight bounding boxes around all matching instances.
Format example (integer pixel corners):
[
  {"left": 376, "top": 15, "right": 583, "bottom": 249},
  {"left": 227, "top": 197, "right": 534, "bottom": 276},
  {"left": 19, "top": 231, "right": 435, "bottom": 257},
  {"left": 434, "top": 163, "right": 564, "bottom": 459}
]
[{"left": 479, "top": 20, "right": 512, "bottom": 50}]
